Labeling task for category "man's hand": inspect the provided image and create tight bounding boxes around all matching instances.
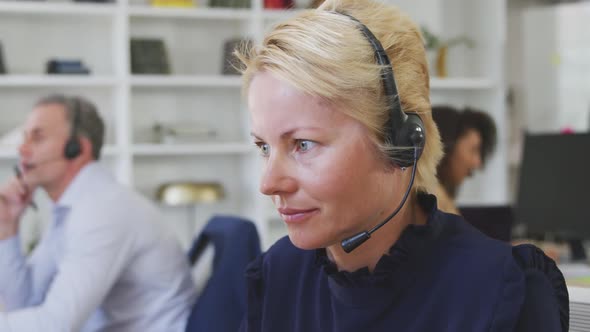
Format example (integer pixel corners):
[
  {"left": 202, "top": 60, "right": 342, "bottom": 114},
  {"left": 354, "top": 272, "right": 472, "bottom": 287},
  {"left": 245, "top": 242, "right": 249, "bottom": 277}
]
[{"left": 0, "top": 178, "right": 33, "bottom": 240}]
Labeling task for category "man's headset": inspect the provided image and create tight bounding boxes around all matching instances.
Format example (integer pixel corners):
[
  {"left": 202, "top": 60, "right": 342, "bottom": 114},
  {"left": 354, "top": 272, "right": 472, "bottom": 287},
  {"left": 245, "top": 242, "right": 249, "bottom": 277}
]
[
  {"left": 64, "top": 98, "right": 82, "bottom": 160},
  {"left": 337, "top": 12, "right": 427, "bottom": 253}
]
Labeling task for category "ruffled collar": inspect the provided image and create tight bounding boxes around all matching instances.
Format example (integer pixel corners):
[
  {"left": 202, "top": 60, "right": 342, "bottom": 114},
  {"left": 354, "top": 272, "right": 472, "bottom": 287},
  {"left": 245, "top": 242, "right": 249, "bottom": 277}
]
[{"left": 315, "top": 193, "right": 443, "bottom": 307}]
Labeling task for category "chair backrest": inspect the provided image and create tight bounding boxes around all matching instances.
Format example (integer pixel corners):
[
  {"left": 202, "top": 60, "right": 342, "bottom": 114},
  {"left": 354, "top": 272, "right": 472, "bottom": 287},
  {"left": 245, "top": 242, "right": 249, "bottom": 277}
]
[
  {"left": 459, "top": 205, "right": 514, "bottom": 242},
  {"left": 185, "top": 215, "right": 262, "bottom": 332}
]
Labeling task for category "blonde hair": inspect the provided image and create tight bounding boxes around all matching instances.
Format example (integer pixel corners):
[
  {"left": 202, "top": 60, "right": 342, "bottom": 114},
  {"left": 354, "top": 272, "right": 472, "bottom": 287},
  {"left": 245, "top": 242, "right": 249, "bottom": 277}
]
[{"left": 235, "top": 0, "right": 443, "bottom": 194}]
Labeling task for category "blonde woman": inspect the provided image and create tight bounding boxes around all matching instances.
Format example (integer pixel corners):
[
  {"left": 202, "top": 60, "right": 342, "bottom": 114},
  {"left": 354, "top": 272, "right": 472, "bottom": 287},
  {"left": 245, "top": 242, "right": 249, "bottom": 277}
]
[{"left": 236, "top": 0, "right": 568, "bottom": 330}]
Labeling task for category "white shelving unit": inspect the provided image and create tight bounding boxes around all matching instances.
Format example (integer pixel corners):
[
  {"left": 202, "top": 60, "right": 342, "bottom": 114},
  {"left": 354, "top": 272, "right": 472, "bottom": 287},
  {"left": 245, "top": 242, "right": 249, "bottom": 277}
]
[
  {"left": 128, "top": 6, "right": 251, "bottom": 19},
  {"left": 0, "top": 144, "right": 120, "bottom": 159},
  {"left": 130, "top": 75, "right": 242, "bottom": 87},
  {"left": 0, "top": 75, "right": 118, "bottom": 87},
  {"left": 0, "top": 0, "right": 507, "bottom": 249},
  {"left": 0, "top": 1, "right": 117, "bottom": 15},
  {"left": 132, "top": 142, "right": 253, "bottom": 155},
  {"left": 522, "top": 3, "right": 590, "bottom": 134},
  {"left": 430, "top": 77, "right": 496, "bottom": 91}
]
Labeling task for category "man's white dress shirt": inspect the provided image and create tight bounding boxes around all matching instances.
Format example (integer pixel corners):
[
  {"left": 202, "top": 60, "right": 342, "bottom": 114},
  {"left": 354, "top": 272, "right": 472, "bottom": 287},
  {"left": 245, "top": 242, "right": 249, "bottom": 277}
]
[{"left": 0, "top": 163, "right": 196, "bottom": 331}]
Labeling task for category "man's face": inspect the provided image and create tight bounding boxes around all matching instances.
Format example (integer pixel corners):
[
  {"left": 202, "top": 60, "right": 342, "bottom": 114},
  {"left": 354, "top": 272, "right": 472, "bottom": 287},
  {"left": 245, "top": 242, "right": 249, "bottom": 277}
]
[{"left": 18, "top": 103, "right": 71, "bottom": 189}]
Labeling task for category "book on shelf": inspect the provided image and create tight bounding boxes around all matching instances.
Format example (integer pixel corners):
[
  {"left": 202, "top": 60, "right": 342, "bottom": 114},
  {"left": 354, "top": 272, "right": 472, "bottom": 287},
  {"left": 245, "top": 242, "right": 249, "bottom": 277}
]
[
  {"left": 130, "top": 38, "right": 171, "bottom": 75},
  {"left": 0, "top": 42, "right": 6, "bottom": 74},
  {"left": 46, "top": 59, "right": 91, "bottom": 75},
  {"left": 151, "top": 0, "right": 195, "bottom": 7},
  {"left": 210, "top": 0, "right": 250, "bottom": 9},
  {"left": 264, "top": 0, "right": 293, "bottom": 9},
  {"left": 73, "top": 0, "right": 115, "bottom": 3}
]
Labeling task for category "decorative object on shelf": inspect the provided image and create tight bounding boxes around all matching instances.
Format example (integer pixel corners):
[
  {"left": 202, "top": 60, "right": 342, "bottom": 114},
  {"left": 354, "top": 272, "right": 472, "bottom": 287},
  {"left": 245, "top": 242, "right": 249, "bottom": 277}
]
[
  {"left": 130, "top": 38, "right": 171, "bottom": 75},
  {"left": 222, "top": 38, "right": 252, "bottom": 75},
  {"left": 421, "top": 26, "right": 475, "bottom": 78},
  {"left": 0, "top": 42, "right": 6, "bottom": 74},
  {"left": 46, "top": 59, "right": 90, "bottom": 75},
  {"left": 151, "top": 0, "right": 195, "bottom": 7},
  {"left": 210, "top": 0, "right": 250, "bottom": 9},
  {"left": 152, "top": 122, "right": 217, "bottom": 144},
  {"left": 156, "top": 181, "right": 225, "bottom": 236},
  {"left": 156, "top": 182, "right": 225, "bottom": 206}
]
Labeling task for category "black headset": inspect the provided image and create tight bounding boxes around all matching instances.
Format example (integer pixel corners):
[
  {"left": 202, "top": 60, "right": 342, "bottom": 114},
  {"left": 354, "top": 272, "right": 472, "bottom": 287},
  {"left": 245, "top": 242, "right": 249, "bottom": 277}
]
[
  {"left": 340, "top": 12, "right": 425, "bottom": 167},
  {"left": 64, "top": 98, "right": 82, "bottom": 160},
  {"left": 337, "top": 12, "right": 427, "bottom": 253}
]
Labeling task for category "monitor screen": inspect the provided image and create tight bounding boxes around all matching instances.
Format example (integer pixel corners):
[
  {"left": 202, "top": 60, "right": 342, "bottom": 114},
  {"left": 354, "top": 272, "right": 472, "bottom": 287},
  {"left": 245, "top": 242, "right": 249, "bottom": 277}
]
[{"left": 515, "top": 133, "right": 590, "bottom": 239}]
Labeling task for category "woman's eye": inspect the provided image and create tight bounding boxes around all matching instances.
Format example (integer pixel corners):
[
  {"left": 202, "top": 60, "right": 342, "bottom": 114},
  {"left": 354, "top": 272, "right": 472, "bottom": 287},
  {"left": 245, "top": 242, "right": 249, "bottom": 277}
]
[
  {"left": 256, "top": 142, "right": 270, "bottom": 157},
  {"left": 296, "top": 140, "right": 316, "bottom": 152}
]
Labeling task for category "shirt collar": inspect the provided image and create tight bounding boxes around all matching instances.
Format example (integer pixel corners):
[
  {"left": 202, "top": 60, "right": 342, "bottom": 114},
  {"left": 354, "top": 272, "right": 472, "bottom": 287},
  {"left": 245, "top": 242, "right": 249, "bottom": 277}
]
[{"left": 57, "top": 162, "right": 107, "bottom": 208}]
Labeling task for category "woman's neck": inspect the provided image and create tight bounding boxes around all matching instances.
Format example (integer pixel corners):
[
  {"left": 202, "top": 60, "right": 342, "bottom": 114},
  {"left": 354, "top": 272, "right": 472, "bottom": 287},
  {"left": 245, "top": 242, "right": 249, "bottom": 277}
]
[{"left": 326, "top": 196, "right": 427, "bottom": 273}]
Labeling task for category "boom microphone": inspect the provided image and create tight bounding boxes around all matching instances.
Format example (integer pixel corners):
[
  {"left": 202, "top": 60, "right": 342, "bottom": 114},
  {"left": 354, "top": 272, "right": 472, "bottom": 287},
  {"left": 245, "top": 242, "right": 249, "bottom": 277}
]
[{"left": 340, "top": 148, "right": 419, "bottom": 253}]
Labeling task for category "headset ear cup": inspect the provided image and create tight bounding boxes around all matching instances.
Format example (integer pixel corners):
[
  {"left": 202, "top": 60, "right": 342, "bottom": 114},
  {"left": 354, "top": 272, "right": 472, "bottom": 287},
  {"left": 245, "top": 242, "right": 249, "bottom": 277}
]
[
  {"left": 64, "top": 138, "right": 81, "bottom": 160},
  {"left": 393, "top": 114, "right": 425, "bottom": 168}
]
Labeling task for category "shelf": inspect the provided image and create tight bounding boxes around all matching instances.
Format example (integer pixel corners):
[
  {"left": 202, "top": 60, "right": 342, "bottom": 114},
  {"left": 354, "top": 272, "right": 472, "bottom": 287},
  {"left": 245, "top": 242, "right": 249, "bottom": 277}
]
[
  {"left": 0, "top": 147, "right": 19, "bottom": 160},
  {"left": 129, "top": 76, "right": 492, "bottom": 90},
  {"left": 0, "top": 145, "right": 120, "bottom": 160},
  {"left": 0, "top": 75, "right": 117, "bottom": 88},
  {"left": 430, "top": 77, "right": 496, "bottom": 90},
  {"left": 0, "top": 1, "right": 116, "bottom": 16},
  {"left": 130, "top": 75, "right": 242, "bottom": 88},
  {"left": 132, "top": 142, "right": 254, "bottom": 156},
  {"left": 262, "top": 9, "right": 304, "bottom": 20},
  {"left": 128, "top": 6, "right": 251, "bottom": 20}
]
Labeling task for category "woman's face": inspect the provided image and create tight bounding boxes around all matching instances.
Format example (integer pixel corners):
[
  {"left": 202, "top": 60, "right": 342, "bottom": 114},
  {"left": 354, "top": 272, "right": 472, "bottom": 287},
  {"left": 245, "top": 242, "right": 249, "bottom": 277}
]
[
  {"left": 248, "top": 71, "right": 400, "bottom": 250},
  {"left": 449, "top": 128, "right": 482, "bottom": 186}
]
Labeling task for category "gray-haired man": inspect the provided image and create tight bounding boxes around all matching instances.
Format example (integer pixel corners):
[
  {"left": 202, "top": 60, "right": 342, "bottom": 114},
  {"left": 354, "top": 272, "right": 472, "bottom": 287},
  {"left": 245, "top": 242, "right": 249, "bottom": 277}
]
[{"left": 0, "top": 95, "right": 196, "bottom": 331}]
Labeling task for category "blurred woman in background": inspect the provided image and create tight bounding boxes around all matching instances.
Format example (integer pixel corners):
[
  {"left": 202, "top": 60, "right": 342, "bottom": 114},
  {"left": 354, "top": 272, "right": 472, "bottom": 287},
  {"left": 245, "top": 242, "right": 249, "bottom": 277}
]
[{"left": 432, "top": 105, "right": 497, "bottom": 214}]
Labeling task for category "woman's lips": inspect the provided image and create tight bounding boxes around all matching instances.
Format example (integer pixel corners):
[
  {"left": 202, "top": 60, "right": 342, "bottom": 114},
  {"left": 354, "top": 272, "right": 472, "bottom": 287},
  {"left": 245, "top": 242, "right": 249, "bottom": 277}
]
[{"left": 277, "top": 207, "right": 319, "bottom": 223}]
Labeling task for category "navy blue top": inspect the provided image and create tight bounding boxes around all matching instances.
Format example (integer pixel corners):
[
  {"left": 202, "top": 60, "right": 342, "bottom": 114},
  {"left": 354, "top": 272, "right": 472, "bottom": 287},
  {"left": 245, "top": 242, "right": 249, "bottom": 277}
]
[{"left": 240, "top": 194, "right": 568, "bottom": 332}]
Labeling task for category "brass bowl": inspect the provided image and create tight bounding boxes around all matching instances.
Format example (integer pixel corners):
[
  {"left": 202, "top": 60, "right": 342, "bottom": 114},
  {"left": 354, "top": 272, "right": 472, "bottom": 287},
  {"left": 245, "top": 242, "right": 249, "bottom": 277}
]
[{"left": 156, "top": 182, "right": 224, "bottom": 206}]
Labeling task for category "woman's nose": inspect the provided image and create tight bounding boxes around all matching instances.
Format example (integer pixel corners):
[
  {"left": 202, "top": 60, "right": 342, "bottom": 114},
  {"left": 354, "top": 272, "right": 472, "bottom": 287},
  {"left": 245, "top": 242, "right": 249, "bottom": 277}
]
[{"left": 259, "top": 156, "right": 297, "bottom": 196}]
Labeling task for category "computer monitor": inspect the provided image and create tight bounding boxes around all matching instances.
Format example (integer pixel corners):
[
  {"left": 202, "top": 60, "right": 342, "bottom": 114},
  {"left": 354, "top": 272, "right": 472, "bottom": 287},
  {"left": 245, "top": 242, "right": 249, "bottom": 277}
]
[{"left": 515, "top": 133, "right": 590, "bottom": 240}]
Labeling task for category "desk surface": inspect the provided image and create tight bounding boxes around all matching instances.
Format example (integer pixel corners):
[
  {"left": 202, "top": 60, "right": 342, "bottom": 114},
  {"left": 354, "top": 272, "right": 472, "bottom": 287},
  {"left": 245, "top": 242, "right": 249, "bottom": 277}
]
[
  {"left": 558, "top": 263, "right": 590, "bottom": 301},
  {"left": 569, "top": 286, "right": 590, "bottom": 302}
]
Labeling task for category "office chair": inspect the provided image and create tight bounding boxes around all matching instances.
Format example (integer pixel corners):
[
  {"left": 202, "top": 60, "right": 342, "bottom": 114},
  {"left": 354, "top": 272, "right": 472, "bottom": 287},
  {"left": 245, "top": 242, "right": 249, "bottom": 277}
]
[{"left": 185, "top": 215, "right": 261, "bottom": 332}]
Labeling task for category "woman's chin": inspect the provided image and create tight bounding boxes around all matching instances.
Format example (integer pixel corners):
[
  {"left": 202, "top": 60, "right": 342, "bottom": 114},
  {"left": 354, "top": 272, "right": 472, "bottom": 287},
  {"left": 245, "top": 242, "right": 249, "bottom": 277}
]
[{"left": 287, "top": 232, "right": 328, "bottom": 250}]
